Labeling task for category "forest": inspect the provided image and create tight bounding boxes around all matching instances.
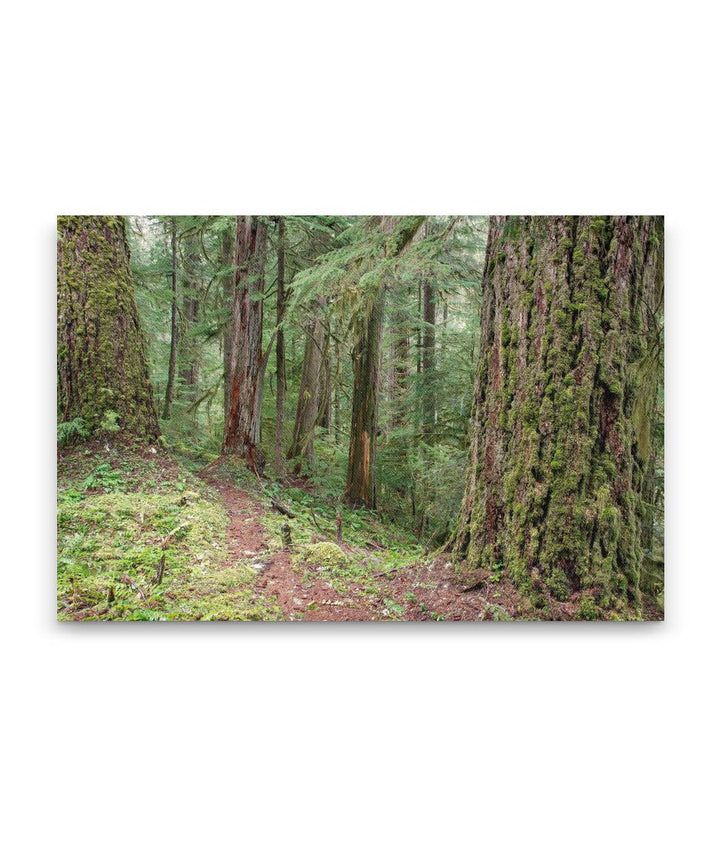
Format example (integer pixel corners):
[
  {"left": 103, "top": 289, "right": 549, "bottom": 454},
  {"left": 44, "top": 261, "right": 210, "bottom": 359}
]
[{"left": 57, "top": 214, "right": 664, "bottom": 621}]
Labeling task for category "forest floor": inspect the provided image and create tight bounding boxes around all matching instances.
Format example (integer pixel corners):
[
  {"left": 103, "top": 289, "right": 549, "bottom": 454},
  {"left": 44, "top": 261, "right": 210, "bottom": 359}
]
[
  {"left": 57, "top": 440, "right": 645, "bottom": 621},
  {"left": 199, "top": 458, "right": 523, "bottom": 622}
]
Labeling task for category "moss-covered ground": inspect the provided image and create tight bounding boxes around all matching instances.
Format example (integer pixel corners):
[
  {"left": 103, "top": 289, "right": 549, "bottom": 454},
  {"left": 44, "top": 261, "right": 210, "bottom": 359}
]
[
  {"left": 58, "top": 441, "right": 660, "bottom": 621},
  {"left": 57, "top": 442, "right": 281, "bottom": 620}
]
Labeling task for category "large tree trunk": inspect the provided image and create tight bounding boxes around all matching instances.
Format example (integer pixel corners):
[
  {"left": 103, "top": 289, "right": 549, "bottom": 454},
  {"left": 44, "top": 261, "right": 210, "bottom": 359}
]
[
  {"left": 288, "top": 300, "right": 326, "bottom": 468},
  {"left": 221, "top": 216, "right": 268, "bottom": 468},
  {"left": 162, "top": 217, "right": 179, "bottom": 420},
  {"left": 274, "top": 216, "right": 287, "bottom": 477},
  {"left": 345, "top": 216, "right": 426, "bottom": 508},
  {"left": 451, "top": 215, "right": 664, "bottom": 615},
  {"left": 345, "top": 287, "right": 385, "bottom": 508},
  {"left": 57, "top": 215, "right": 159, "bottom": 439},
  {"left": 221, "top": 224, "right": 234, "bottom": 422}
]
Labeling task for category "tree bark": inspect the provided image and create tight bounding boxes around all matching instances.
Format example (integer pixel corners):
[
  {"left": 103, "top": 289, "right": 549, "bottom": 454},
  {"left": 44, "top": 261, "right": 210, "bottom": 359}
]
[
  {"left": 57, "top": 215, "right": 159, "bottom": 439},
  {"left": 288, "top": 299, "right": 326, "bottom": 468},
  {"left": 318, "top": 345, "right": 332, "bottom": 432},
  {"left": 387, "top": 291, "right": 411, "bottom": 428},
  {"left": 345, "top": 286, "right": 385, "bottom": 507},
  {"left": 181, "top": 245, "right": 201, "bottom": 404},
  {"left": 450, "top": 215, "right": 664, "bottom": 615},
  {"left": 333, "top": 336, "right": 342, "bottom": 441},
  {"left": 274, "top": 217, "right": 286, "bottom": 477},
  {"left": 422, "top": 279, "right": 436, "bottom": 434},
  {"left": 221, "top": 216, "right": 269, "bottom": 469},
  {"left": 345, "top": 216, "right": 426, "bottom": 508},
  {"left": 221, "top": 224, "right": 234, "bottom": 422},
  {"left": 162, "top": 218, "right": 179, "bottom": 420}
]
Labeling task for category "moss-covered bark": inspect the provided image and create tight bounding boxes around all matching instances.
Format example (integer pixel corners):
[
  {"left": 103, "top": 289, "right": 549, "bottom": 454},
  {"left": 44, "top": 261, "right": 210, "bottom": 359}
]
[
  {"left": 451, "top": 216, "right": 664, "bottom": 615},
  {"left": 274, "top": 216, "right": 287, "bottom": 477},
  {"left": 162, "top": 217, "right": 179, "bottom": 420},
  {"left": 57, "top": 215, "right": 160, "bottom": 440}
]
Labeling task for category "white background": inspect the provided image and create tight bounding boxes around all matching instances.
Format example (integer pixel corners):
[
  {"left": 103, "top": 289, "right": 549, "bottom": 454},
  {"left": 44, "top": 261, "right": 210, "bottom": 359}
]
[{"left": 2, "top": 1, "right": 717, "bottom": 854}]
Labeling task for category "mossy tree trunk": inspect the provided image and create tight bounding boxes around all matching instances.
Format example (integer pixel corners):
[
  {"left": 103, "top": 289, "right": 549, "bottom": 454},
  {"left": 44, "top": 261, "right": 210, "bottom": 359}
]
[
  {"left": 220, "top": 224, "right": 234, "bottom": 422},
  {"left": 451, "top": 215, "right": 663, "bottom": 615},
  {"left": 274, "top": 216, "right": 287, "bottom": 477},
  {"left": 162, "top": 217, "right": 179, "bottom": 420},
  {"left": 57, "top": 215, "right": 160, "bottom": 440},
  {"left": 221, "top": 216, "right": 269, "bottom": 469}
]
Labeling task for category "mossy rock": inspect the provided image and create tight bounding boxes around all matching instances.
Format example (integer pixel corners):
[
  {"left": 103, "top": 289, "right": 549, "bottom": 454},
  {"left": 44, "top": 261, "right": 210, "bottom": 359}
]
[{"left": 299, "top": 542, "right": 350, "bottom": 571}]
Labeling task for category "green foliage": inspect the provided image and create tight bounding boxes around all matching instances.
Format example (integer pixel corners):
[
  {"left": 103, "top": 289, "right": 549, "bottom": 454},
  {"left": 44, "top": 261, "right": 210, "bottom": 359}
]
[
  {"left": 60, "top": 213, "right": 663, "bottom": 621},
  {"left": 299, "top": 542, "right": 350, "bottom": 570},
  {"left": 81, "top": 463, "right": 123, "bottom": 491},
  {"left": 100, "top": 409, "right": 121, "bottom": 433},
  {"left": 57, "top": 417, "right": 90, "bottom": 447},
  {"left": 57, "top": 445, "right": 281, "bottom": 621}
]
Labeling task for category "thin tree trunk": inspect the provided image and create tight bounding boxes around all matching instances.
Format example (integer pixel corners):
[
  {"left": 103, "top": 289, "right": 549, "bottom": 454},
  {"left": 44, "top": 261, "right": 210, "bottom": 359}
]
[
  {"left": 422, "top": 279, "right": 436, "bottom": 434},
  {"left": 181, "top": 247, "right": 201, "bottom": 417},
  {"left": 388, "top": 291, "right": 411, "bottom": 429},
  {"left": 57, "top": 215, "right": 159, "bottom": 439},
  {"left": 288, "top": 300, "right": 326, "bottom": 468},
  {"left": 275, "top": 217, "right": 286, "bottom": 477},
  {"left": 450, "top": 215, "right": 664, "bottom": 615},
  {"left": 318, "top": 345, "right": 332, "bottom": 432},
  {"left": 221, "top": 216, "right": 269, "bottom": 470},
  {"left": 333, "top": 336, "right": 342, "bottom": 441},
  {"left": 162, "top": 217, "right": 178, "bottom": 420}
]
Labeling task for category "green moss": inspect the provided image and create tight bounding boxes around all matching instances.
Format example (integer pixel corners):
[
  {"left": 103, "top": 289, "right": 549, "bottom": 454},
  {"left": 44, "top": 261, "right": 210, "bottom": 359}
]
[
  {"left": 57, "top": 450, "right": 281, "bottom": 621},
  {"left": 547, "top": 569, "right": 570, "bottom": 601},
  {"left": 577, "top": 595, "right": 597, "bottom": 620},
  {"left": 299, "top": 541, "right": 350, "bottom": 570}
]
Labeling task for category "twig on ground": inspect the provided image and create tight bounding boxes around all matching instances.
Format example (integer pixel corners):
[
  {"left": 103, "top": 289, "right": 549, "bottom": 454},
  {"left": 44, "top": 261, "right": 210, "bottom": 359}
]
[
  {"left": 271, "top": 498, "right": 296, "bottom": 518},
  {"left": 336, "top": 510, "right": 343, "bottom": 543},
  {"left": 119, "top": 574, "right": 148, "bottom": 603},
  {"left": 154, "top": 523, "right": 190, "bottom": 585}
]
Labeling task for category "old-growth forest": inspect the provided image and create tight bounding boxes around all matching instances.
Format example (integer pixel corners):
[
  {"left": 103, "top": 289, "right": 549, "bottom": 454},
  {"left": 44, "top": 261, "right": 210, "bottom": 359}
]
[{"left": 57, "top": 214, "right": 664, "bottom": 621}]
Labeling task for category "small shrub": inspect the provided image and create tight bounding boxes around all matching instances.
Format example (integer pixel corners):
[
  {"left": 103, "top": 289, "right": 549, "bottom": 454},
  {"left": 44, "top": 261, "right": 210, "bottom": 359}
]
[
  {"left": 100, "top": 410, "right": 121, "bottom": 433},
  {"left": 82, "top": 463, "right": 123, "bottom": 491},
  {"left": 57, "top": 418, "right": 90, "bottom": 447}
]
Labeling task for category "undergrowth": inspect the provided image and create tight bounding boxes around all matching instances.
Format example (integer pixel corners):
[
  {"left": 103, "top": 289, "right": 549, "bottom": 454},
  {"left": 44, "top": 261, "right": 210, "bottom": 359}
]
[{"left": 57, "top": 442, "right": 280, "bottom": 621}]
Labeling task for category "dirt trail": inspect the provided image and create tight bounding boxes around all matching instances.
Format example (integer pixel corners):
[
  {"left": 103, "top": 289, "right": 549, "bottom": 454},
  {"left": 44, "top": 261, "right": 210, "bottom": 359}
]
[
  {"left": 200, "top": 465, "right": 528, "bottom": 621},
  {"left": 201, "top": 468, "right": 380, "bottom": 620}
]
